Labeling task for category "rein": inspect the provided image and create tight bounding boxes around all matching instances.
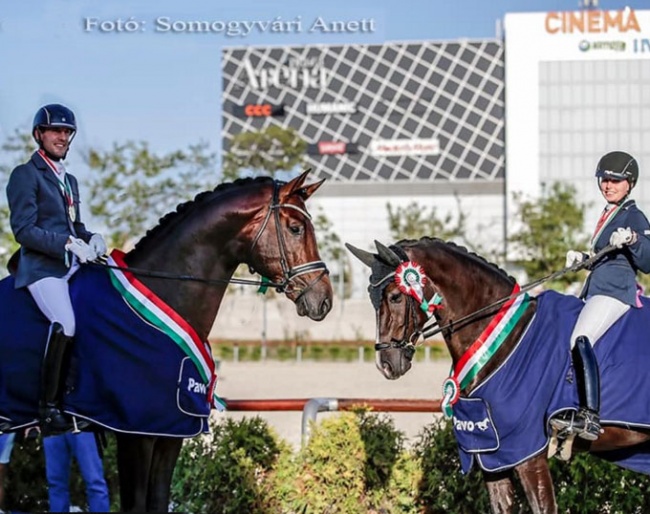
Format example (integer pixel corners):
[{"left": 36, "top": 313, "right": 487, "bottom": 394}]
[
  {"left": 90, "top": 179, "right": 329, "bottom": 294},
  {"left": 421, "top": 244, "right": 617, "bottom": 340},
  {"left": 89, "top": 257, "right": 278, "bottom": 288}
]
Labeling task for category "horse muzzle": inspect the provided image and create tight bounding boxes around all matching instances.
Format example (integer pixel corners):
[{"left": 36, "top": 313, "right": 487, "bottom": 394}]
[
  {"left": 375, "top": 344, "right": 414, "bottom": 379},
  {"left": 286, "top": 267, "right": 333, "bottom": 321}
]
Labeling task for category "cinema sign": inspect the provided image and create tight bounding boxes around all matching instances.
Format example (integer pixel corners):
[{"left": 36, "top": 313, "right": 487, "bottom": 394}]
[
  {"left": 370, "top": 138, "right": 440, "bottom": 157},
  {"left": 545, "top": 8, "right": 641, "bottom": 34}
]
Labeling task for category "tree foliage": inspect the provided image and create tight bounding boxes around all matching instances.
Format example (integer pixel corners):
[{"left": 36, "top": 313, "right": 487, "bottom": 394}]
[
  {"left": 0, "top": 129, "right": 36, "bottom": 265},
  {"left": 84, "top": 140, "right": 217, "bottom": 249},
  {"left": 222, "top": 126, "right": 307, "bottom": 181},
  {"left": 386, "top": 197, "right": 468, "bottom": 244},
  {"left": 508, "top": 182, "right": 590, "bottom": 284},
  {"left": 312, "top": 207, "right": 351, "bottom": 298}
]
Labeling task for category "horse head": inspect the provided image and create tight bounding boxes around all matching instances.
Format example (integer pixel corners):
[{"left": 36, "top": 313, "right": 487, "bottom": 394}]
[
  {"left": 348, "top": 238, "right": 526, "bottom": 383},
  {"left": 346, "top": 240, "right": 432, "bottom": 379},
  {"left": 246, "top": 169, "right": 333, "bottom": 321}
]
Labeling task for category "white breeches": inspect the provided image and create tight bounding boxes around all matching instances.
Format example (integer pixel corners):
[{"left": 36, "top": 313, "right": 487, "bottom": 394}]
[
  {"left": 570, "top": 294, "right": 630, "bottom": 348},
  {"left": 27, "top": 263, "right": 79, "bottom": 337}
]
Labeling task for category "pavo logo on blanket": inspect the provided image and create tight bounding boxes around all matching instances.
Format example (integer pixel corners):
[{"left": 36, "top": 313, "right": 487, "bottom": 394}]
[
  {"left": 453, "top": 417, "right": 491, "bottom": 432},
  {"left": 187, "top": 378, "right": 207, "bottom": 395}
]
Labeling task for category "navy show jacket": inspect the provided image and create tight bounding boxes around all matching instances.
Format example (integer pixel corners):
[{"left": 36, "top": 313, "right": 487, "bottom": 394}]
[
  {"left": 6, "top": 151, "right": 94, "bottom": 288},
  {"left": 582, "top": 198, "right": 650, "bottom": 307}
]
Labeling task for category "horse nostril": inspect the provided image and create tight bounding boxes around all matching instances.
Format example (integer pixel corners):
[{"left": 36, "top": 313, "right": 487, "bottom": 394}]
[{"left": 320, "top": 297, "right": 332, "bottom": 316}]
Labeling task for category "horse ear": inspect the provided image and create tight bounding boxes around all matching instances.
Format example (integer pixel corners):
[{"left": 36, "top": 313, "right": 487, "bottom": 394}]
[
  {"left": 281, "top": 168, "right": 325, "bottom": 201},
  {"left": 284, "top": 168, "right": 310, "bottom": 196},
  {"left": 296, "top": 177, "right": 325, "bottom": 200},
  {"left": 345, "top": 243, "right": 376, "bottom": 268},
  {"left": 374, "top": 240, "right": 403, "bottom": 267}
]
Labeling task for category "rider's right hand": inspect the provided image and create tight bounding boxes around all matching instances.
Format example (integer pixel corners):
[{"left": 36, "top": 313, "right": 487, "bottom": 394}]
[
  {"left": 565, "top": 250, "right": 587, "bottom": 268},
  {"left": 65, "top": 237, "right": 95, "bottom": 264}
]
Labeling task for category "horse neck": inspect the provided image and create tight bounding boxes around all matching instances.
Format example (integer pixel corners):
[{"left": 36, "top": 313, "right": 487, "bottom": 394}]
[
  {"left": 124, "top": 188, "right": 268, "bottom": 340},
  {"left": 411, "top": 243, "right": 535, "bottom": 388}
]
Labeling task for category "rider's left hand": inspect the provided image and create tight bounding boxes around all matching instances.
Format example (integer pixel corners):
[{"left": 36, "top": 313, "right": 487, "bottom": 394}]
[
  {"left": 89, "top": 233, "right": 108, "bottom": 258},
  {"left": 609, "top": 227, "right": 637, "bottom": 248}
]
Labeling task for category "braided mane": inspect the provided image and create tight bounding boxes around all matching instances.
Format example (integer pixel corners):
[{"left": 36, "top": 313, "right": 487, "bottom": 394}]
[
  {"left": 397, "top": 237, "right": 515, "bottom": 284},
  {"left": 128, "top": 176, "right": 275, "bottom": 258}
]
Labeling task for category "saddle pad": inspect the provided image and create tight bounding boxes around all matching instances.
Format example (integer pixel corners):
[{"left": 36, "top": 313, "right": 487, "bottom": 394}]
[{"left": 0, "top": 265, "right": 216, "bottom": 437}]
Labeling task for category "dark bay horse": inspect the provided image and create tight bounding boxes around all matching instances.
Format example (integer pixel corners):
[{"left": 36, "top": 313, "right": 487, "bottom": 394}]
[
  {"left": 1, "top": 170, "right": 333, "bottom": 512},
  {"left": 347, "top": 238, "right": 650, "bottom": 514}
]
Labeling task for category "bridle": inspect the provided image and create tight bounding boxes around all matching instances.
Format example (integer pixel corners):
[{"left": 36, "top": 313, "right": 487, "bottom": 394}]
[
  {"left": 92, "top": 180, "right": 329, "bottom": 295},
  {"left": 248, "top": 181, "right": 329, "bottom": 300},
  {"left": 369, "top": 271, "right": 420, "bottom": 359}
]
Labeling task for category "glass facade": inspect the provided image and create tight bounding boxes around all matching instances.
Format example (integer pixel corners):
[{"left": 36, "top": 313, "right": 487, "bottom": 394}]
[{"left": 539, "top": 59, "right": 650, "bottom": 224}]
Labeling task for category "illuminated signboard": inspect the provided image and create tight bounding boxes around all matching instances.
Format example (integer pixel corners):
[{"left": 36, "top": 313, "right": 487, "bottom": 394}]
[
  {"left": 232, "top": 103, "right": 285, "bottom": 117},
  {"left": 544, "top": 9, "right": 641, "bottom": 34},
  {"left": 369, "top": 138, "right": 440, "bottom": 157},
  {"left": 307, "top": 142, "right": 359, "bottom": 155},
  {"left": 242, "top": 57, "right": 330, "bottom": 90},
  {"left": 305, "top": 102, "right": 357, "bottom": 115}
]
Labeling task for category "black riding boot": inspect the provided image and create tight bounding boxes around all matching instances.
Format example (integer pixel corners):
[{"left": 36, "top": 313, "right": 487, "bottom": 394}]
[
  {"left": 571, "top": 335, "right": 602, "bottom": 441},
  {"left": 39, "top": 322, "right": 74, "bottom": 435}
]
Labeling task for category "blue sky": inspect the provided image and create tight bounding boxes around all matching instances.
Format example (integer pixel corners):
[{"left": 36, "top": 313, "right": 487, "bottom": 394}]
[{"left": 0, "top": 0, "right": 647, "bottom": 172}]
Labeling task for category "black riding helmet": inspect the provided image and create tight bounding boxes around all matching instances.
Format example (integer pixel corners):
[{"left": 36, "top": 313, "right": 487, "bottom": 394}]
[
  {"left": 595, "top": 151, "right": 639, "bottom": 189},
  {"left": 32, "top": 103, "right": 77, "bottom": 143}
]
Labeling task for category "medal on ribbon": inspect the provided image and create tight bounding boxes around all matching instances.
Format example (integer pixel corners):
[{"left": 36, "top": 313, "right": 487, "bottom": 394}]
[
  {"left": 394, "top": 261, "right": 443, "bottom": 317},
  {"left": 62, "top": 177, "right": 76, "bottom": 222},
  {"left": 441, "top": 376, "right": 460, "bottom": 419}
]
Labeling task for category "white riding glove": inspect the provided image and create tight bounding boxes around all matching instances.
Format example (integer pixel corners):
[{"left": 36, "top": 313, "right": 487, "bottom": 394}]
[
  {"left": 65, "top": 237, "right": 95, "bottom": 264},
  {"left": 609, "top": 227, "right": 637, "bottom": 248},
  {"left": 565, "top": 250, "right": 587, "bottom": 268},
  {"left": 89, "top": 233, "right": 108, "bottom": 258}
]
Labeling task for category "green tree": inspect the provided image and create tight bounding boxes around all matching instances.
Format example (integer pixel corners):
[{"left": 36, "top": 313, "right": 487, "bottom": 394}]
[
  {"left": 387, "top": 197, "right": 468, "bottom": 243},
  {"left": 0, "top": 128, "right": 36, "bottom": 266},
  {"left": 84, "top": 140, "right": 217, "bottom": 249},
  {"left": 313, "top": 207, "right": 351, "bottom": 298},
  {"left": 508, "top": 182, "right": 590, "bottom": 284},
  {"left": 222, "top": 126, "right": 307, "bottom": 181}
]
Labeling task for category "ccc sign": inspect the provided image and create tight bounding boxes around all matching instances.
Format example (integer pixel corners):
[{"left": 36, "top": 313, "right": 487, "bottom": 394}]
[
  {"left": 245, "top": 104, "right": 272, "bottom": 116},
  {"left": 233, "top": 104, "right": 285, "bottom": 117}
]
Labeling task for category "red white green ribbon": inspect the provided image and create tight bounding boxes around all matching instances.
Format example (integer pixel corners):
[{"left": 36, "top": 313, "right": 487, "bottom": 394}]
[
  {"left": 107, "top": 250, "right": 226, "bottom": 411},
  {"left": 441, "top": 285, "right": 530, "bottom": 418},
  {"left": 395, "top": 261, "right": 443, "bottom": 317},
  {"left": 591, "top": 203, "right": 624, "bottom": 249}
]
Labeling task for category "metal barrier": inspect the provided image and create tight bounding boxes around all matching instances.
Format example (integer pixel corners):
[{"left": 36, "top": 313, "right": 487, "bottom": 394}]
[{"left": 224, "top": 398, "right": 442, "bottom": 445}]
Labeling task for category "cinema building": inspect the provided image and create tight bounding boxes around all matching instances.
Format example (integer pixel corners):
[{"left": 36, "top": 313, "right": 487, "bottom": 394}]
[{"left": 222, "top": 8, "right": 650, "bottom": 297}]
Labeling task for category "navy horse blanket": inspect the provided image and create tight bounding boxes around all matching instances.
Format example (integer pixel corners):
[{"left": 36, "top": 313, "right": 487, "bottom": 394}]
[
  {"left": 0, "top": 250, "right": 221, "bottom": 437},
  {"left": 451, "top": 290, "right": 650, "bottom": 475}
]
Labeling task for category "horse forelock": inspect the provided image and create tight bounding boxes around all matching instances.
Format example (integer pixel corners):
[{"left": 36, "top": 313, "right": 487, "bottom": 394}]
[{"left": 128, "top": 176, "right": 275, "bottom": 258}]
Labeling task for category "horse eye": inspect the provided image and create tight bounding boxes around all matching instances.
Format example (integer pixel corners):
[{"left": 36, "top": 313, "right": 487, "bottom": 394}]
[
  {"left": 288, "top": 224, "right": 303, "bottom": 235},
  {"left": 389, "top": 292, "right": 402, "bottom": 304}
]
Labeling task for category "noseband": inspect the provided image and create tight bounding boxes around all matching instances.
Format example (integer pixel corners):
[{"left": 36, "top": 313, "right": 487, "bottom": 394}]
[{"left": 249, "top": 181, "right": 329, "bottom": 300}]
